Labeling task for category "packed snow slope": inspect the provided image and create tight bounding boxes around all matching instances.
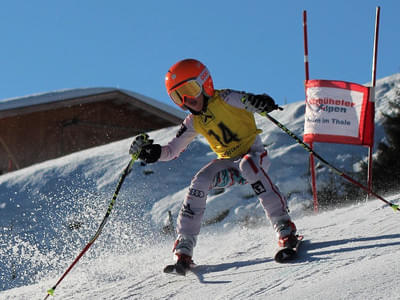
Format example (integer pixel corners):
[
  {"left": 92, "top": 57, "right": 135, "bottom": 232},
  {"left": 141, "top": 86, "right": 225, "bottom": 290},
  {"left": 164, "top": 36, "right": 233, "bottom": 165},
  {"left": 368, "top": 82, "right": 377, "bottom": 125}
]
[
  {"left": 3, "top": 196, "right": 400, "bottom": 300},
  {"left": 0, "top": 74, "right": 399, "bottom": 299}
]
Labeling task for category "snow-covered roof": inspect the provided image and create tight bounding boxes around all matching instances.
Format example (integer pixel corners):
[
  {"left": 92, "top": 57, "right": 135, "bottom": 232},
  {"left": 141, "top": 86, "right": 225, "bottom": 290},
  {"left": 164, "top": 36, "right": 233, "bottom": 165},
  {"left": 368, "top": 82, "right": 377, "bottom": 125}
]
[{"left": 0, "top": 87, "right": 187, "bottom": 120}]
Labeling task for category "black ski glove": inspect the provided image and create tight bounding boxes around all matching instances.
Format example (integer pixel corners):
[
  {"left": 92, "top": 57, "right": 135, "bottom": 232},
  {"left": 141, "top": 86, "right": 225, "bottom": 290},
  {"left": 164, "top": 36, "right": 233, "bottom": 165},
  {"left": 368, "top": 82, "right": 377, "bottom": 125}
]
[
  {"left": 138, "top": 144, "right": 162, "bottom": 164},
  {"left": 129, "top": 133, "right": 161, "bottom": 163},
  {"left": 241, "top": 93, "right": 282, "bottom": 114}
]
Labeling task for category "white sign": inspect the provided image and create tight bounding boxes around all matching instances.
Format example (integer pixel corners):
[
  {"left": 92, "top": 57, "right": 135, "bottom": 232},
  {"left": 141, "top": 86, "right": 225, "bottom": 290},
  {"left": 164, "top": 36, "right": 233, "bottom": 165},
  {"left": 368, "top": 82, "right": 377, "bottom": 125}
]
[{"left": 303, "top": 80, "right": 373, "bottom": 145}]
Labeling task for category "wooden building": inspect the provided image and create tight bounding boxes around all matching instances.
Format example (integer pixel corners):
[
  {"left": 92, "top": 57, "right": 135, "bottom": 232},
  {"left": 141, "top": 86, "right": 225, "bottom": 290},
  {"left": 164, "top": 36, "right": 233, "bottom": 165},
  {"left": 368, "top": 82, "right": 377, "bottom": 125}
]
[{"left": 0, "top": 88, "right": 186, "bottom": 174}]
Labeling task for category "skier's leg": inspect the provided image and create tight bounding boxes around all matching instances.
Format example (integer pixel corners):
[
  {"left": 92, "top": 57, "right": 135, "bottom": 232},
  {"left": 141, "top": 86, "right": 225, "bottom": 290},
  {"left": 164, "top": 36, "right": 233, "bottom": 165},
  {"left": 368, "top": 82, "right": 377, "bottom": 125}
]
[
  {"left": 239, "top": 151, "right": 297, "bottom": 247},
  {"left": 212, "top": 168, "right": 247, "bottom": 189},
  {"left": 175, "top": 159, "right": 235, "bottom": 258}
]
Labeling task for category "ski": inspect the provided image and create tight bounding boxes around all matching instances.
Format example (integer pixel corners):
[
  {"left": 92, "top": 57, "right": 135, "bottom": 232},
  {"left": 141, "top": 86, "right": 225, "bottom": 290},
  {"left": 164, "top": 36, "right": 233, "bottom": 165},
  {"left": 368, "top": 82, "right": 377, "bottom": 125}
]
[
  {"left": 163, "top": 261, "right": 196, "bottom": 276},
  {"left": 274, "top": 235, "right": 303, "bottom": 263}
]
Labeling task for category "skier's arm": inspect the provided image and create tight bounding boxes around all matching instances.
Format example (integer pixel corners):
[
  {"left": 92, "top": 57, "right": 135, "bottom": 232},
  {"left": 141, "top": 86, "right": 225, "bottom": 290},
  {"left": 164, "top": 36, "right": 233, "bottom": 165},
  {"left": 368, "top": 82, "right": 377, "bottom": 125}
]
[
  {"left": 221, "top": 89, "right": 281, "bottom": 114},
  {"left": 129, "top": 115, "right": 197, "bottom": 164},
  {"left": 159, "top": 115, "right": 198, "bottom": 161}
]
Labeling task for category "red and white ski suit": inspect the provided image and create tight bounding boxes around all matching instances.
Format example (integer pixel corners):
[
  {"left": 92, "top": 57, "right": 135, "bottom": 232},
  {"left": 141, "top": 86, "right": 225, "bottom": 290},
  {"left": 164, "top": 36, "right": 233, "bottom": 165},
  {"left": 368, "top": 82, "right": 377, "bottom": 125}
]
[{"left": 159, "top": 89, "right": 290, "bottom": 239}]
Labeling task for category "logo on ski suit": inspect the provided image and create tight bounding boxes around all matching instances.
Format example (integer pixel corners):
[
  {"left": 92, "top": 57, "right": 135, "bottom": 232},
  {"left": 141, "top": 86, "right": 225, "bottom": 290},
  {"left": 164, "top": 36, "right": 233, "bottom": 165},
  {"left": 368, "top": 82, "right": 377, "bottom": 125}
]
[
  {"left": 181, "top": 204, "right": 195, "bottom": 219},
  {"left": 251, "top": 180, "right": 266, "bottom": 195},
  {"left": 189, "top": 188, "right": 205, "bottom": 198}
]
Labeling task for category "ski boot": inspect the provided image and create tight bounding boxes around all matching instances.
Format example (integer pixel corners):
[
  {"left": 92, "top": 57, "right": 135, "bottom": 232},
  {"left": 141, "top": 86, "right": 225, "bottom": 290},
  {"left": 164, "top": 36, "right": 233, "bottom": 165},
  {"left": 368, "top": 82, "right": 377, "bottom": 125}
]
[
  {"left": 273, "top": 220, "right": 302, "bottom": 263},
  {"left": 163, "top": 234, "right": 196, "bottom": 276},
  {"left": 274, "top": 220, "right": 298, "bottom": 248}
]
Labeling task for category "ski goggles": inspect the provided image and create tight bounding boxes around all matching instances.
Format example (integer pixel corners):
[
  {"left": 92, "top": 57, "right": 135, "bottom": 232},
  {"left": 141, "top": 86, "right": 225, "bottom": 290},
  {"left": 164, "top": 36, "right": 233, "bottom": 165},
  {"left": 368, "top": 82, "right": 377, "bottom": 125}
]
[{"left": 168, "top": 68, "right": 210, "bottom": 107}]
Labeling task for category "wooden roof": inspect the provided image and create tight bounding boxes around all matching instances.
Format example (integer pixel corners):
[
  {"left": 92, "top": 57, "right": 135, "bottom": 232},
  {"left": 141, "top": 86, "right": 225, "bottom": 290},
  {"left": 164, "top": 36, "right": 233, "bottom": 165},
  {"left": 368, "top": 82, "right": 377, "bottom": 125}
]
[{"left": 0, "top": 87, "right": 186, "bottom": 122}]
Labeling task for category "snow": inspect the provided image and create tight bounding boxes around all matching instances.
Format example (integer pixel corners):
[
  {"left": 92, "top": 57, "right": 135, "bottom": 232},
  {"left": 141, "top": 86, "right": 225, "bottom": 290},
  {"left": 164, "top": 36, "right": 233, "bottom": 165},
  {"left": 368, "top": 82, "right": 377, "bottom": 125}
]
[{"left": 1, "top": 74, "right": 399, "bottom": 299}]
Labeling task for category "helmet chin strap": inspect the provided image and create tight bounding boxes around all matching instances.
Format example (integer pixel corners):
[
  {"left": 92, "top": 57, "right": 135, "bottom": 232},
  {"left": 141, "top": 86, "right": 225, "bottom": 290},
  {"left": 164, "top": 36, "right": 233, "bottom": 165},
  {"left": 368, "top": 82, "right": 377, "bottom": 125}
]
[
  {"left": 186, "top": 94, "right": 209, "bottom": 115},
  {"left": 187, "top": 107, "right": 201, "bottom": 115}
]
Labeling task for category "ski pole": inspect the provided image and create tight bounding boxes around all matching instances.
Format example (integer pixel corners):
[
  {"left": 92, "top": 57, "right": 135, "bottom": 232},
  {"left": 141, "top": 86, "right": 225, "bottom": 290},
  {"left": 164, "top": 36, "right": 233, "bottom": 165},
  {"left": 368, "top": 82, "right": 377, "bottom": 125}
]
[
  {"left": 44, "top": 155, "right": 138, "bottom": 299},
  {"left": 261, "top": 112, "right": 400, "bottom": 212}
]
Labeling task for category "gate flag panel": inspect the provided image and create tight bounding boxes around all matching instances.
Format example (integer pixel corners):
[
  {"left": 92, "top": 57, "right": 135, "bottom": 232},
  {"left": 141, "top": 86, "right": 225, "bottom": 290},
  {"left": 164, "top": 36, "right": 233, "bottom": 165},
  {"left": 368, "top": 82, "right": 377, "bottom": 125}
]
[{"left": 304, "top": 80, "right": 374, "bottom": 146}]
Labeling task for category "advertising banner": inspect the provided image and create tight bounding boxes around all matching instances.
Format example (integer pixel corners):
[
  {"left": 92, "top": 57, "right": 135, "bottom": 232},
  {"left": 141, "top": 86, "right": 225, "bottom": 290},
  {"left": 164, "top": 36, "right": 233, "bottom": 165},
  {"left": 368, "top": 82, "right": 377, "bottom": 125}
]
[{"left": 304, "top": 80, "right": 374, "bottom": 146}]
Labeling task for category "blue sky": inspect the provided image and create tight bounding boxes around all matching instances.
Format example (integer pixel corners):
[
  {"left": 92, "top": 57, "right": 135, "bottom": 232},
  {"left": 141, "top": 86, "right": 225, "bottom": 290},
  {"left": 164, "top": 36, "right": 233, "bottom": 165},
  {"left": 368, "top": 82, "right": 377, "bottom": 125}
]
[{"left": 0, "top": 1, "right": 399, "bottom": 108}]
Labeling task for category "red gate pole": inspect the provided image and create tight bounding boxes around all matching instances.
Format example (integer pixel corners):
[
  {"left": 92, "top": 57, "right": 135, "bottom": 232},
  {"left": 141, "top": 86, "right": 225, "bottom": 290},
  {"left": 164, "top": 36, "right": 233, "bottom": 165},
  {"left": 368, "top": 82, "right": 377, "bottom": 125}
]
[
  {"left": 367, "top": 6, "right": 380, "bottom": 194},
  {"left": 310, "top": 142, "right": 318, "bottom": 212},
  {"left": 303, "top": 10, "right": 318, "bottom": 212}
]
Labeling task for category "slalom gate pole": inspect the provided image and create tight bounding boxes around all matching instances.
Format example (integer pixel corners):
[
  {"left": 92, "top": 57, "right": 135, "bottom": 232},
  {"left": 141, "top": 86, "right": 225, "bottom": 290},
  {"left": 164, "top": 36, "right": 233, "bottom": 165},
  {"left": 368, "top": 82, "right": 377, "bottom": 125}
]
[
  {"left": 303, "top": 10, "right": 319, "bottom": 212},
  {"left": 368, "top": 6, "right": 381, "bottom": 194},
  {"left": 262, "top": 112, "right": 400, "bottom": 212},
  {"left": 44, "top": 156, "right": 138, "bottom": 299}
]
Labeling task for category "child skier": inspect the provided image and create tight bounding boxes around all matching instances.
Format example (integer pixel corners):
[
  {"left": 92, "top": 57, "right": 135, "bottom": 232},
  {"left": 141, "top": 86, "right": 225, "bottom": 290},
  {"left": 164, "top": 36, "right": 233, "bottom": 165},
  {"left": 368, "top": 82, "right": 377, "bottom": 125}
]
[{"left": 129, "top": 58, "right": 298, "bottom": 272}]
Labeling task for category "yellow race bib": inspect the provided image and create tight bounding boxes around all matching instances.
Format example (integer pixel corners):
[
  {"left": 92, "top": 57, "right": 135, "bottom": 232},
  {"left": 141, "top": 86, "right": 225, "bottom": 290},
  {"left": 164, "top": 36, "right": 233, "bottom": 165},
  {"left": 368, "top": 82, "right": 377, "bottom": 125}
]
[{"left": 193, "top": 90, "right": 262, "bottom": 159}]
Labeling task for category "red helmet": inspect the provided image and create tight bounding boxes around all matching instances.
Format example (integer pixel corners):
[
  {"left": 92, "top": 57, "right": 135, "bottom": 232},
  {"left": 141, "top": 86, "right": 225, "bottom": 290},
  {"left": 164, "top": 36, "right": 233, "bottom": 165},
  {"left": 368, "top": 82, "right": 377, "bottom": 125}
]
[{"left": 165, "top": 59, "right": 214, "bottom": 108}]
